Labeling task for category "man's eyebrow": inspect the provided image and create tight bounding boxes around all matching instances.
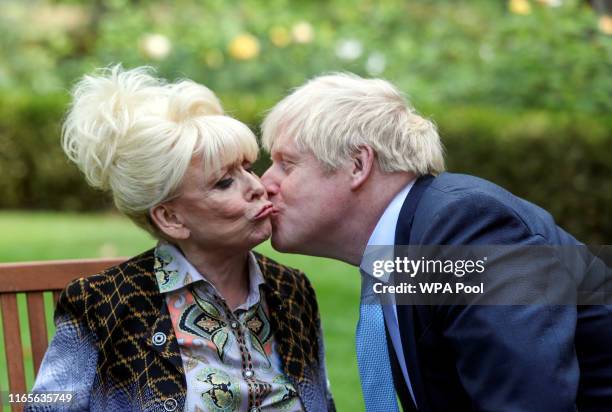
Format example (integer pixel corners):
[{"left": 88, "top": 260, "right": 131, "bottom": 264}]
[
  {"left": 282, "top": 151, "right": 298, "bottom": 160},
  {"left": 282, "top": 145, "right": 302, "bottom": 158},
  {"left": 272, "top": 149, "right": 296, "bottom": 161}
]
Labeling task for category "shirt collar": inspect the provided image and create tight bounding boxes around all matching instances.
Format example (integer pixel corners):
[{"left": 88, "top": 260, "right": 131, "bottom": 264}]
[
  {"left": 359, "top": 179, "right": 415, "bottom": 278},
  {"left": 154, "top": 242, "right": 265, "bottom": 310},
  {"left": 366, "top": 179, "right": 415, "bottom": 247}
]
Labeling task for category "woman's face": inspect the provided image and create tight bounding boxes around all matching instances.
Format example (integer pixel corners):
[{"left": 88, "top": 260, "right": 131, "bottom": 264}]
[{"left": 168, "top": 155, "right": 273, "bottom": 253}]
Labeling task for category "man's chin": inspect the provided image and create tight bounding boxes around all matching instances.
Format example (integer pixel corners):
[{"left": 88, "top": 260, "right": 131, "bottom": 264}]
[
  {"left": 270, "top": 230, "right": 299, "bottom": 253},
  {"left": 270, "top": 234, "right": 291, "bottom": 253}
]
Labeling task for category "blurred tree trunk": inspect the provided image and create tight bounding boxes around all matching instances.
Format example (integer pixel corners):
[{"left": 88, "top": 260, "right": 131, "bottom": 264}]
[
  {"left": 72, "top": 0, "right": 107, "bottom": 57},
  {"left": 591, "top": 0, "right": 612, "bottom": 14}
]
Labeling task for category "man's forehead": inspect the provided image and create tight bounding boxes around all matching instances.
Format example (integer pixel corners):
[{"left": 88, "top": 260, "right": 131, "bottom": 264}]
[{"left": 271, "top": 133, "right": 300, "bottom": 156}]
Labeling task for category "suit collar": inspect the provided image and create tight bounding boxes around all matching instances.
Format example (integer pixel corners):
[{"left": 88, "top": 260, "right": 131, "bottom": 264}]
[
  {"left": 394, "top": 174, "right": 435, "bottom": 411},
  {"left": 367, "top": 179, "right": 415, "bottom": 247},
  {"left": 395, "top": 174, "right": 435, "bottom": 245}
]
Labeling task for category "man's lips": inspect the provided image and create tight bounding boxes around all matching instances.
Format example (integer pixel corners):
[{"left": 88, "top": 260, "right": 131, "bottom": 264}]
[{"left": 254, "top": 204, "right": 275, "bottom": 220}]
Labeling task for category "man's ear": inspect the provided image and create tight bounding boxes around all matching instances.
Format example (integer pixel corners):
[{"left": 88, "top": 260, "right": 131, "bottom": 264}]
[
  {"left": 350, "top": 145, "right": 375, "bottom": 190},
  {"left": 149, "top": 203, "right": 190, "bottom": 240}
]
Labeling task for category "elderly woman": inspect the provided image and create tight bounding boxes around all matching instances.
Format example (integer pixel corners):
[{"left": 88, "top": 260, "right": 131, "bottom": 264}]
[{"left": 30, "top": 66, "right": 334, "bottom": 412}]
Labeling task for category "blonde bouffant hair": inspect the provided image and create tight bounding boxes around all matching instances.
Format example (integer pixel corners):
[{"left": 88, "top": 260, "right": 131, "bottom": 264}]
[
  {"left": 62, "top": 65, "right": 258, "bottom": 236},
  {"left": 262, "top": 72, "right": 445, "bottom": 175}
]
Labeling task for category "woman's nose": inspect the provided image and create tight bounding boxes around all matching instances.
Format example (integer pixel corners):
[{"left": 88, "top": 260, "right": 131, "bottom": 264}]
[{"left": 245, "top": 169, "right": 266, "bottom": 200}]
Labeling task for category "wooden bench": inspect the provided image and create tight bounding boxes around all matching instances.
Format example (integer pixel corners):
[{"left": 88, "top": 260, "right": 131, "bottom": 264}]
[{"left": 0, "top": 258, "right": 124, "bottom": 411}]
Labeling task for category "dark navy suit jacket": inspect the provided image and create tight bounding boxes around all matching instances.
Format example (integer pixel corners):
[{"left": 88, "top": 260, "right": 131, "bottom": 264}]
[{"left": 391, "top": 172, "right": 612, "bottom": 412}]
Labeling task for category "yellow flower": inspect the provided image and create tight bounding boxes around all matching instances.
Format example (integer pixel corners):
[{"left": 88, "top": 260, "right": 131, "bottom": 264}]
[
  {"left": 599, "top": 15, "right": 612, "bottom": 35},
  {"left": 292, "top": 21, "right": 314, "bottom": 44},
  {"left": 509, "top": 0, "right": 531, "bottom": 15},
  {"left": 228, "top": 33, "right": 260, "bottom": 60},
  {"left": 269, "top": 26, "right": 291, "bottom": 48}
]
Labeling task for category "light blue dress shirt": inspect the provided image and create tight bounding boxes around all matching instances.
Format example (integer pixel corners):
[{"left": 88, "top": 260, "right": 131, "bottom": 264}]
[{"left": 359, "top": 180, "right": 417, "bottom": 408}]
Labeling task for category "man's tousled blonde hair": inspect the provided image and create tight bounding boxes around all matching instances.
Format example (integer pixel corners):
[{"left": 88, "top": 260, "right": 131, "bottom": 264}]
[{"left": 262, "top": 73, "right": 444, "bottom": 175}]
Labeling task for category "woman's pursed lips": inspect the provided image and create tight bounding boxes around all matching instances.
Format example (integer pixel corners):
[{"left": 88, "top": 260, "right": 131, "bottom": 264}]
[{"left": 253, "top": 203, "right": 275, "bottom": 220}]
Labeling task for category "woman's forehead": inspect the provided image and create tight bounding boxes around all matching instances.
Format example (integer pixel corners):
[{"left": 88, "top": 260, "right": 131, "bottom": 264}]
[{"left": 200, "top": 153, "right": 249, "bottom": 178}]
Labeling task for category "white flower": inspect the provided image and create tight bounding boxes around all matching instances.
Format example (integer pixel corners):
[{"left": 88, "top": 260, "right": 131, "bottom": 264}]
[
  {"left": 335, "top": 38, "right": 363, "bottom": 61},
  {"left": 537, "top": 0, "right": 563, "bottom": 7},
  {"left": 366, "top": 52, "right": 386, "bottom": 75},
  {"left": 140, "top": 33, "right": 172, "bottom": 60},
  {"left": 292, "top": 21, "right": 314, "bottom": 44}
]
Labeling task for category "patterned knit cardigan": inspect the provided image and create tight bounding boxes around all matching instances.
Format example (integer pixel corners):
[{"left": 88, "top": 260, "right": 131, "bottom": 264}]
[{"left": 28, "top": 249, "right": 335, "bottom": 412}]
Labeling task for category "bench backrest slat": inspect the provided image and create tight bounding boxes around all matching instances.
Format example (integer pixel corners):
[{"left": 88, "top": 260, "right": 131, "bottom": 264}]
[
  {"left": 0, "top": 258, "right": 123, "bottom": 293},
  {"left": 0, "top": 258, "right": 124, "bottom": 410},
  {"left": 1, "top": 293, "right": 26, "bottom": 396},
  {"left": 26, "top": 292, "right": 48, "bottom": 376}
]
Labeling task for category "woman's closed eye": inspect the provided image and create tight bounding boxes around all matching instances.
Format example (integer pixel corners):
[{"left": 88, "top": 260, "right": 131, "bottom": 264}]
[
  {"left": 214, "top": 165, "right": 254, "bottom": 190},
  {"left": 215, "top": 177, "right": 234, "bottom": 189}
]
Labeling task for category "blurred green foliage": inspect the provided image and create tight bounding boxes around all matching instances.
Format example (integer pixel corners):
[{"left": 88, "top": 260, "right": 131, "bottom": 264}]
[
  {"left": 431, "top": 105, "right": 612, "bottom": 244},
  {"left": 1, "top": 0, "right": 610, "bottom": 112},
  {"left": 0, "top": 93, "right": 110, "bottom": 210},
  {"left": 0, "top": 0, "right": 610, "bottom": 242},
  {"left": 1, "top": 92, "right": 610, "bottom": 242}
]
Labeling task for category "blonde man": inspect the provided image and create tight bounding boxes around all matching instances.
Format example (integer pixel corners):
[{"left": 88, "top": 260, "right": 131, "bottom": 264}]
[{"left": 261, "top": 73, "right": 612, "bottom": 411}]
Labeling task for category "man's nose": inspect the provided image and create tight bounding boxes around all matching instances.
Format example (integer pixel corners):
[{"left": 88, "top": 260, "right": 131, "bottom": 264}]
[{"left": 261, "top": 166, "right": 279, "bottom": 196}]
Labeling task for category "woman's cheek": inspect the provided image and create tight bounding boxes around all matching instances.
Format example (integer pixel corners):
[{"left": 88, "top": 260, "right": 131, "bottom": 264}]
[{"left": 215, "top": 200, "right": 246, "bottom": 219}]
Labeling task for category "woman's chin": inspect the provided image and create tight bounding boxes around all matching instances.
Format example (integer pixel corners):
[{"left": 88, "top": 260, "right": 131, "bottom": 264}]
[{"left": 247, "top": 220, "right": 273, "bottom": 248}]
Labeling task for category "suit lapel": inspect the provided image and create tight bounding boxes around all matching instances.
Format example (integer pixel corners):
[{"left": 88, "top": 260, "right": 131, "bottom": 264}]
[
  {"left": 394, "top": 174, "right": 435, "bottom": 411},
  {"left": 395, "top": 174, "right": 434, "bottom": 244},
  {"left": 386, "top": 323, "right": 417, "bottom": 412}
]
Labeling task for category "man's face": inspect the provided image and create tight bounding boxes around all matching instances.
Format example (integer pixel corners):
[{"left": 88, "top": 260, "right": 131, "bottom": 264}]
[{"left": 261, "top": 134, "right": 349, "bottom": 254}]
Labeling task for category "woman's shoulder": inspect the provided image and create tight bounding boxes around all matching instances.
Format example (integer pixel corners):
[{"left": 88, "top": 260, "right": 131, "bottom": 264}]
[{"left": 61, "top": 248, "right": 157, "bottom": 305}]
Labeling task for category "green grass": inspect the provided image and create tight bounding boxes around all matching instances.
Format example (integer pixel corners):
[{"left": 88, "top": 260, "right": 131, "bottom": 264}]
[{"left": 0, "top": 211, "right": 363, "bottom": 411}]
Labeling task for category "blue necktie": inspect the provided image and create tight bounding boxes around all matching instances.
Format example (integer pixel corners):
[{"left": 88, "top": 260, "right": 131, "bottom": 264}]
[{"left": 356, "top": 274, "right": 400, "bottom": 412}]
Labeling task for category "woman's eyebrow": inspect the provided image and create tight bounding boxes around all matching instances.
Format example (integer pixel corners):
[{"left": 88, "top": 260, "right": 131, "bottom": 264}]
[{"left": 208, "top": 165, "right": 230, "bottom": 181}]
